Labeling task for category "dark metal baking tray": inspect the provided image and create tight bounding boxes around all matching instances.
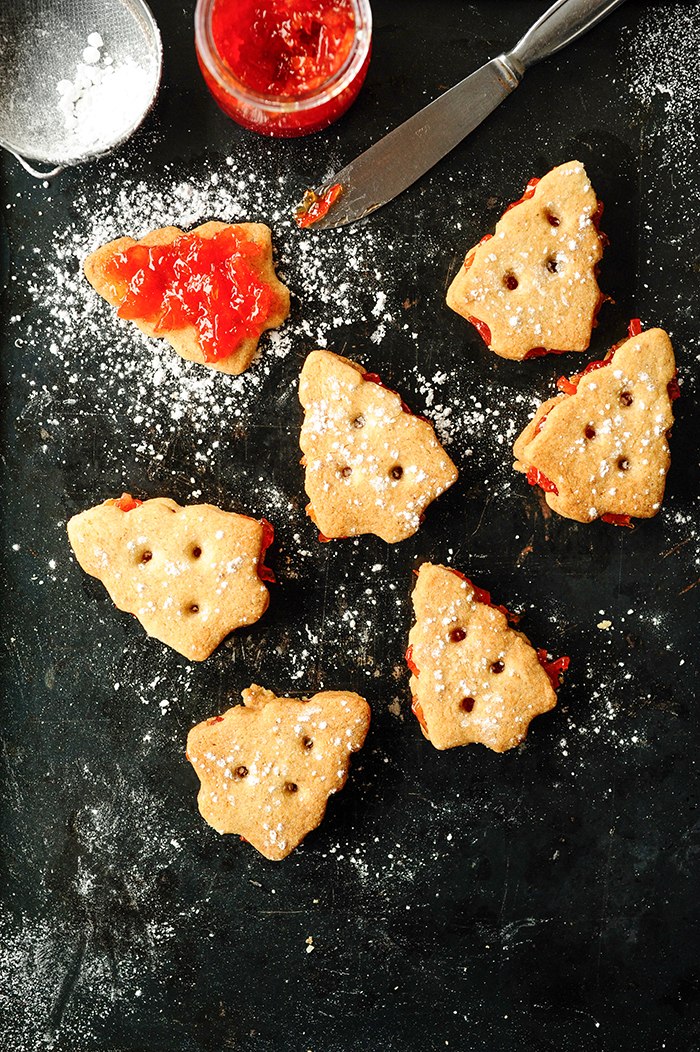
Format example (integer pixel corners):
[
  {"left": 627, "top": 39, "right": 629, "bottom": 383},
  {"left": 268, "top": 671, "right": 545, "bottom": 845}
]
[{"left": 2, "top": 2, "right": 699, "bottom": 1049}]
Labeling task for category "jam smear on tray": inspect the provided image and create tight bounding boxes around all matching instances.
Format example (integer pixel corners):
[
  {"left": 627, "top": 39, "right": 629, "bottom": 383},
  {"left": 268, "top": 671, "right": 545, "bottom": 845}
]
[{"left": 294, "top": 184, "right": 343, "bottom": 228}]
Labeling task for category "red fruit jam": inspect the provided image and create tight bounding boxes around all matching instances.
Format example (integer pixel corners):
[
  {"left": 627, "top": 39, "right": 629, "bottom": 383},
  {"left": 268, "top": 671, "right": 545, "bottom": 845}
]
[
  {"left": 556, "top": 320, "right": 644, "bottom": 398},
  {"left": 601, "top": 513, "right": 633, "bottom": 528},
  {"left": 504, "top": 176, "right": 540, "bottom": 213},
  {"left": 536, "top": 649, "right": 570, "bottom": 689},
  {"left": 467, "top": 316, "right": 492, "bottom": 346},
  {"left": 294, "top": 184, "right": 343, "bottom": 228},
  {"left": 106, "top": 494, "right": 143, "bottom": 512},
  {"left": 195, "top": 0, "right": 372, "bottom": 136},
  {"left": 257, "top": 518, "right": 276, "bottom": 582},
  {"left": 411, "top": 696, "right": 428, "bottom": 733},
  {"left": 363, "top": 372, "right": 416, "bottom": 417},
  {"left": 405, "top": 645, "right": 420, "bottom": 678},
  {"left": 102, "top": 228, "right": 280, "bottom": 364},
  {"left": 526, "top": 466, "right": 559, "bottom": 496}
]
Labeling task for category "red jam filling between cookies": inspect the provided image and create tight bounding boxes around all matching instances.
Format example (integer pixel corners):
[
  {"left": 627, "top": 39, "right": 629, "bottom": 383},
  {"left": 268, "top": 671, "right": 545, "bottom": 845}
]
[
  {"left": 525, "top": 466, "right": 559, "bottom": 496},
  {"left": 467, "top": 316, "right": 492, "bottom": 346},
  {"left": 600, "top": 513, "right": 633, "bottom": 528},
  {"left": 411, "top": 696, "right": 428, "bottom": 733},
  {"left": 445, "top": 569, "right": 513, "bottom": 620},
  {"left": 106, "top": 493, "right": 143, "bottom": 512},
  {"left": 104, "top": 228, "right": 280, "bottom": 363},
  {"left": 557, "top": 319, "right": 642, "bottom": 396},
  {"left": 504, "top": 176, "right": 540, "bottom": 213},
  {"left": 405, "top": 644, "right": 420, "bottom": 678},
  {"left": 257, "top": 517, "right": 276, "bottom": 582},
  {"left": 362, "top": 372, "right": 419, "bottom": 417},
  {"left": 536, "top": 649, "right": 570, "bottom": 689},
  {"left": 556, "top": 320, "right": 678, "bottom": 404}
]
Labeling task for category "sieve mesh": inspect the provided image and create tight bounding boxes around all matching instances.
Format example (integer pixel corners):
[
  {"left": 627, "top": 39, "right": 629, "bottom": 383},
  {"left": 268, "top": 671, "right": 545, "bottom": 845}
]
[{"left": 0, "top": 0, "right": 162, "bottom": 168}]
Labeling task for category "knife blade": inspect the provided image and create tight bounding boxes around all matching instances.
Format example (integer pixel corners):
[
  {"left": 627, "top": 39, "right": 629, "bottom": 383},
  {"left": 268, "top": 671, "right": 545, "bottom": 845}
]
[{"left": 295, "top": 0, "right": 627, "bottom": 230}]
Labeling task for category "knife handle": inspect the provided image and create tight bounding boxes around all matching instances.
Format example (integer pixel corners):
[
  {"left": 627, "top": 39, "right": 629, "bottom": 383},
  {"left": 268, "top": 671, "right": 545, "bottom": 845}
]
[{"left": 508, "top": 0, "right": 627, "bottom": 72}]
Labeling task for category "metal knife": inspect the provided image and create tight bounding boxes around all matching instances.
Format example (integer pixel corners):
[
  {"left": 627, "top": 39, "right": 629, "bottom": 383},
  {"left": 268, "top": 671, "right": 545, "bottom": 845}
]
[{"left": 295, "top": 0, "right": 627, "bottom": 230}]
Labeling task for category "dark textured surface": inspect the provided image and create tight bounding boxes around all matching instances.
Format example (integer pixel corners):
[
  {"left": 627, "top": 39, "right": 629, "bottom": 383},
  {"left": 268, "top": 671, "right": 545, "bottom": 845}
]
[{"left": 2, "top": 2, "right": 700, "bottom": 1050}]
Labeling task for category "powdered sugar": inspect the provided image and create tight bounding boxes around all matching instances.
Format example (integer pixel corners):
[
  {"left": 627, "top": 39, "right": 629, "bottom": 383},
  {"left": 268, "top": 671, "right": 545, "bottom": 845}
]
[
  {"left": 15, "top": 157, "right": 394, "bottom": 465},
  {"left": 56, "top": 32, "right": 153, "bottom": 150},
  {"left": 627, "top": 4, "right": 700, "bottom": 178}
]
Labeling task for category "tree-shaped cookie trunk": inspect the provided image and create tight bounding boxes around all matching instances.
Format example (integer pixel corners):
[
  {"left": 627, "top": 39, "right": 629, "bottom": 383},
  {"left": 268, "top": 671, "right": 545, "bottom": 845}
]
[
  {"left": 446, "top": 161, "right": 605, "bottom": 360},
  {"left": 186, "top": 685, "right": 371, "bottom": 860},
  {"left": 299, "top": 350, "right": 458, "bottom": 543},
  {"left": 407, "top": 564, "right": 566, "bottom": 752},
  {"left": 513, "top": 325, "right": 677, "bottom": 523},
  {"left": 67, "top": 495, "right": 273, "bottom": 660}
]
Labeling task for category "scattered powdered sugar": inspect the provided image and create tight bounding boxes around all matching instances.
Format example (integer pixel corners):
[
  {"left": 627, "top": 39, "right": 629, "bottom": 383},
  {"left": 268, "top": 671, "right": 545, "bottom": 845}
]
[
  {"left": 415, "top": 367, "right": 537, "bottom": 457},
  {"left": 627, "top": 4, "right": 700, "bottom": 178},
  {"left": 0, "top": 761, "right": 190, "bottom": 1050},
  {"left": 3, "top": 11, "right": 699, "bottom": 1050},
  {"left": 15, "top": 156, "right": 394, "bottom": 449}
]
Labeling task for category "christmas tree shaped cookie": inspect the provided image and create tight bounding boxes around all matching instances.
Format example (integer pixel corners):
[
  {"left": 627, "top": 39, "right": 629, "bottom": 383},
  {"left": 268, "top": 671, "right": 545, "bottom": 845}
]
[
  {"left": 513, "top": 324, "right": 677, "bottom": 523},
  {"left": 186, "top": 684, "right": 371, "bottom": 860},
  {"left": 299, "top": 350, "right": 458, "bottom": 543},
  {"left": 67, "top": 494, "right": 274, "bottom": 661},
  {"left": 407, "top": 564, "right": 567, "bottom": 752},
  {"left": 84, "top": 221, "right": 290, "bottom": 375},
  {"left": 446, "top": 161, "right": 605, "bottom": 360}
]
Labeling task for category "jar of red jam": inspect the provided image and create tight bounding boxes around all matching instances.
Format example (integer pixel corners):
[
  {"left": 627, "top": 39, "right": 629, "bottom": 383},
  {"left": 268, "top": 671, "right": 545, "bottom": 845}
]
[{"left": 194, "top": 0, "right": 372, "bottom": 137}]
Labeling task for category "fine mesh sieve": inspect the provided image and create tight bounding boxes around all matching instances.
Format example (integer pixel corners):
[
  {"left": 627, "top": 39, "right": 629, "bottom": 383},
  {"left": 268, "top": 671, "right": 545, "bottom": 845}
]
[{"left": 0, "top": 0, "right": 162, "bottom": 177}]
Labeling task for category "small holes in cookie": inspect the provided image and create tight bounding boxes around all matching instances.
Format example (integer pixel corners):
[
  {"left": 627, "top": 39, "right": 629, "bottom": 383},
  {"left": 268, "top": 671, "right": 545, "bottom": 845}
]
[
  {"left": 302, "top": 736, "right": 313, "bottom": 751},
  {"left": 340, "top": 466, "right": 352, "bottom": 478},
  {"left": 188, "top": 603, "right": 200, "bottom": 614},
  {"left": 140, "top": 550, "right": 153, "bottom": 563},
  {"left": 390, "top": 466, "right": 403, "bottom": 480},
  {"left": 504, "top": 273, "right": 519, "bottom": 291},
  {"left": 191, "top": 545, "right": 202, "bottom": 559},
  {"left": 546, "top": 212, "right": 560, "bottom": 227},
  {"left": 460, "top": 697, "right": 475, "bottom": 712},
  {"left": 490, "top": 660, "right": 505, "bottom": 674},
  {"left": 351, "top": 414, "right": 365, "bottom": 429},
  {"left": 545, "top": 257, "right": 560, "bottom": 274},
  {"left": 450, "top": 627, "right": 466, "bottom": 643},
  {"left": 620, "top": 391, "right": 633, "bottom": 406},
  {"left": 235, "top": 766, "right": 248, "bottom": 779},
  {"left": 584, "top": 425, "right": 596, "bottom": 440},
  {"left": 617, "top": 457, "right": 630, "bottom": 472},
  {"left": 284, "top": 782, "right": 298, "bottom": 794}
]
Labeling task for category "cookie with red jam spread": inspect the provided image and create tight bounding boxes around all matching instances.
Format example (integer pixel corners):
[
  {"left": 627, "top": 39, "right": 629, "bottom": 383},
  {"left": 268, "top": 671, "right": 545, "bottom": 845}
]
[
  {"left": 407, "top": 563, "right": 566, "bottom": 752},
  {"left": 513, "top": 324, "right": 677, "bottom": 524},
  {"left": 84, "top": 221, "right": 290, "bottom": 375},
  {"left": 446, "top": 161, "right": 605, "bottom": 360},
  {"left": 186, "top": 684, "right": 371, "bottom": 860},
  {"left": 299, "top": 350, "right": 458, "bottom": 543},
  {"left": 67, "top": 494, "right": 274, "bottom": 661}
]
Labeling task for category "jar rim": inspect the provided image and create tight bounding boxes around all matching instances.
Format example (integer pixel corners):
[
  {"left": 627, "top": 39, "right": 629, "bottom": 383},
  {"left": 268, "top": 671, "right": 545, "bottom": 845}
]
[{"left": 194, "top": 0, "right": 372, "bottom": 114}]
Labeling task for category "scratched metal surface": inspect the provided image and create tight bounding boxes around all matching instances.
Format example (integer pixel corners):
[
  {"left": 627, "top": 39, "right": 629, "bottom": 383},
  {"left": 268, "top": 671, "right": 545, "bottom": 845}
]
[{"left": 1, "top": 2, "right": 700, "bottom": 1050}]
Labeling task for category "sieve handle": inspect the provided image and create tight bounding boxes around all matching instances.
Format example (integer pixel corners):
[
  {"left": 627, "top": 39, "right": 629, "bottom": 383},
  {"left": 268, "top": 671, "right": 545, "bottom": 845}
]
[{"left": 6, "top": 148, "right": 63, "bottom": 179}]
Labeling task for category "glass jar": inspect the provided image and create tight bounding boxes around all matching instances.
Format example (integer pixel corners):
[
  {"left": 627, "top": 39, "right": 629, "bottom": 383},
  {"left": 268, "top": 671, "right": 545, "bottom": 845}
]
[{"left": 194, "top": 0, "right": 372, "bottom": 138}]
